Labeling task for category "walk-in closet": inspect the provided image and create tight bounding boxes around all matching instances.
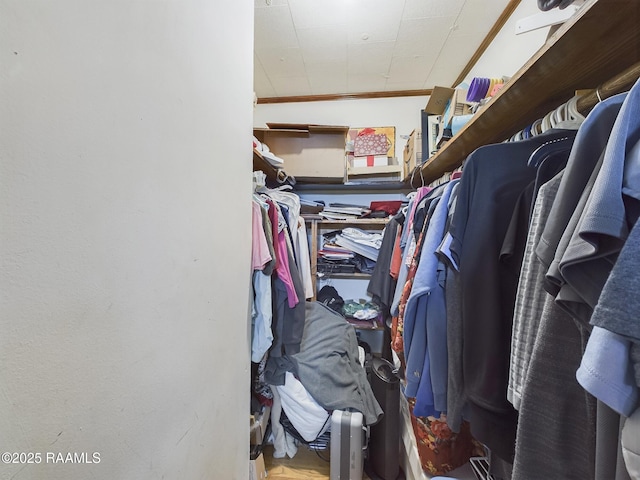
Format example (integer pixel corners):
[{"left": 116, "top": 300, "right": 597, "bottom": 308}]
[
  {"left": 3, "top": 1, "right": 640, "bottom": 479},
  {"left": 250, "top": 1, "right": 640, "bottom": 479}
]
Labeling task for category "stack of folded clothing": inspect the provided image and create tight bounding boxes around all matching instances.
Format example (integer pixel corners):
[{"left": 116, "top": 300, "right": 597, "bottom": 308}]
[
  {"left": 319, "top": 229, "right": 382, "bottom": 273},
  {"left": 334, "top": 228, "right": 383, "bottom": 262}
]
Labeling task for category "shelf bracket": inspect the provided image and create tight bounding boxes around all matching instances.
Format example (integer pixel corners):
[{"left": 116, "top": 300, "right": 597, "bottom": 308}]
[{"left": 515, "top": 2, "right": 583, "bottom": 35}]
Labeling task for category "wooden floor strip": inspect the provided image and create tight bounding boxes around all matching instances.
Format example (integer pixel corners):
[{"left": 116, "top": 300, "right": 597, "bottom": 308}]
[
  {"left": 263, "top": 444, "right": 331, "bottom": 480},
  {"left": 262, "top": 444, "right": 373, "bottom": 480}
]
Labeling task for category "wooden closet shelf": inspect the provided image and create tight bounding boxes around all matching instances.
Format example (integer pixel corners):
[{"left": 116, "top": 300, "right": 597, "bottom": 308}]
[
  {"left": 413, "top": 0, "right": 640, "bottom": 187},
  {"left": 252, "top": 148, "right": 282, "bottom": 183},
  {"left": 293, "top": 181, "right": 412, "bottom": 193},
  {"left": 303, "top": 217, "right": 390, "bottom": 226},
  {"left": 316, "top": 272, "right": 372, "bottom": 279}
]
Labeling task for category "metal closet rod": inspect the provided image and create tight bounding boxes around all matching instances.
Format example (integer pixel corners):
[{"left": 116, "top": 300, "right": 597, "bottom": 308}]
[{"left": 576, "top": 61, "right": 640, "bottom": 114}]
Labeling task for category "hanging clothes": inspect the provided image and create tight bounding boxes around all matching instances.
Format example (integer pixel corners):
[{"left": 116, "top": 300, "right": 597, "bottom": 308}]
[
  {"left": 580, "top": 215, "right": 640, "bottom": 411},
  {"left": 251, "top": 197, "right": 276, "bottom": 363},
  {"left": 390, "top": 186, "right": 432, "bottom": 318},
  {"left": 447, "top": 129, "right": 576, "bottom": 464},
  {"left": 557, "top": 83, "right": 640, "bottom": 319},
  {"left": 367, "top": 215, "right": 401, "bottom": 317},
  {"left": 508, "top": 172, "right": 564, "bottom": 410},
  {"left": 512, "top": 89, "right": 635, "bottom": 480},
  {"left": 250, "top": 187, "right": 311, "bottom": 368},
  {"left": 382, "top": 78, "right": 640, "bottom": 480},
  {"left": 261, "top": 187, "right": 314, "bottom": 299},
  {"left": 403, "top": 179, "right": 459, "bottom": 417}
]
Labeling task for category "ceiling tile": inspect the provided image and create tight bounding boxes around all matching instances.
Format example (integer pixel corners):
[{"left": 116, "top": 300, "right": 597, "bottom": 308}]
[
  {"left": 288, "top": 0, "right": 350, "bottom": 29},
  {"left": 301, "top": 46, "right": 348, "bottom": 66},
  {"left": 253, "top": 55, "right": 274, "bottom": 97},
  {"left": 423, "top": 68, "right": 460, "bottom": 89},
  {"left": 253, "top": 0, "right": 512, "bottom": 97},
  {"left": 423, "top": 37, "right": 475, "bottom": 89},
  {"left": 254, "top": 0, "right": 288, "bottom": 7},
  {"left": 343, "top": 0, "right": 405, "bottom": 18},
  {"left": 255, "top": 47, "right": 307, "bottom": 78},
  {"left": 347, "top": 42, "right": 395, "bottom": 75},
  {"left": 254, "top": 5, "right": 298, "bottom": 49},
  {"left": 384, "top": 80, "right": 429, "bottom": 91},
  {"left": 435, "top": 33, "right": 484, "bottom": 78},
  {"left": 388, "top": 55, "right": 435, "bottom": 81},
  {"left": 308, "top": 71, "right": 348, "bottom": 95},
  {"left": 254, "top": 65, "right": 276, "bottom": 97},
  {"left": 451, "top": 0, "right": 507, "bottom": 37},
  {"left": 297, "top": 25, "right": 348, "bottom": 64},
  {"left": 481, "top": 0, "right": 513, "bottom": 11},
  {"left": 305, "top": 60, "right": 347, "bottom": 77},
  {"left": 394, "top": 17, "right": 455, "bottom": 57},
  {"left": 346, "top": 0, "right": 405, "bottom": 44},
  {"left": 347, "top": 74, "right": 387, "bottom": 93},
  {"left": 403, "top": 0, "right": 467, "bottom": 19},
  {"left": 346, "top": 26, "right": 399, "bottom": 46},
  {"left": 269, "top": 76, "right": 312, "bottom": 96},
  {"left": 254, "top": 78, "right": 277, "bottom": 98}
]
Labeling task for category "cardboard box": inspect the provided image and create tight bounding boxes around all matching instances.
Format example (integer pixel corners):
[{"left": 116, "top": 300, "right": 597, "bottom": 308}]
[
  {"left": 347, "top": 126, "right": 396, "bottom": 159},
  {"left": 351, "top": 154, "right": 389, "bottom": 168},
  {"left": 403, "top": 129, "right": 422, "bottom": 178},
  {"left": 250, "top": 406, "right": 271, "bottom": 446},
  {"left": 254, "top": 123, "right": 348, "bottom": 183},
  {"left": 422, "top": 87, "right": 471, "bottom": 157},
  {"left": 424, "top": 86, "right": 472, "bottom": 127},
  {"left": 442, "top": 89, "right": 472, "bottom": 132},
  {"left": 249, "top": 452, "right": 267, "bottom": 480},
  {"left": 424, "top": 86, "right": 456, "bottom": 116},
  {"left": 346, "top": 163, "right": 403, "bottom": 183}
]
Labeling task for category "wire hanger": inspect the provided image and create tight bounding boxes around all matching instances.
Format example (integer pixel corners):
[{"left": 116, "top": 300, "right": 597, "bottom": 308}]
[{"left": 410, "top": 164, "right": 425, "bottom": 189}]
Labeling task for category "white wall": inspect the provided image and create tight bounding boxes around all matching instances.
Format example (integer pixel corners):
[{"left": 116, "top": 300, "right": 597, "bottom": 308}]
[
  {"left": 0, "top": 1, "right": 253, "bottom": 479},
  {"left": 462, "top": 1, "right": 551, "bottom": 84}
]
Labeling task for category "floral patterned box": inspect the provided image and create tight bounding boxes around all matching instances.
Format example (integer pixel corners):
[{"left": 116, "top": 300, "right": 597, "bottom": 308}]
[{"left": 347, "top": 126, "right": 396, "bottom": 160}]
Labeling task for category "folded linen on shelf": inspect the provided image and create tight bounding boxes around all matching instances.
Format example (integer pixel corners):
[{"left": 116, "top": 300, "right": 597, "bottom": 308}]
[{"left": 334, "top": 228, "right": 383, "bottom": 261}]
